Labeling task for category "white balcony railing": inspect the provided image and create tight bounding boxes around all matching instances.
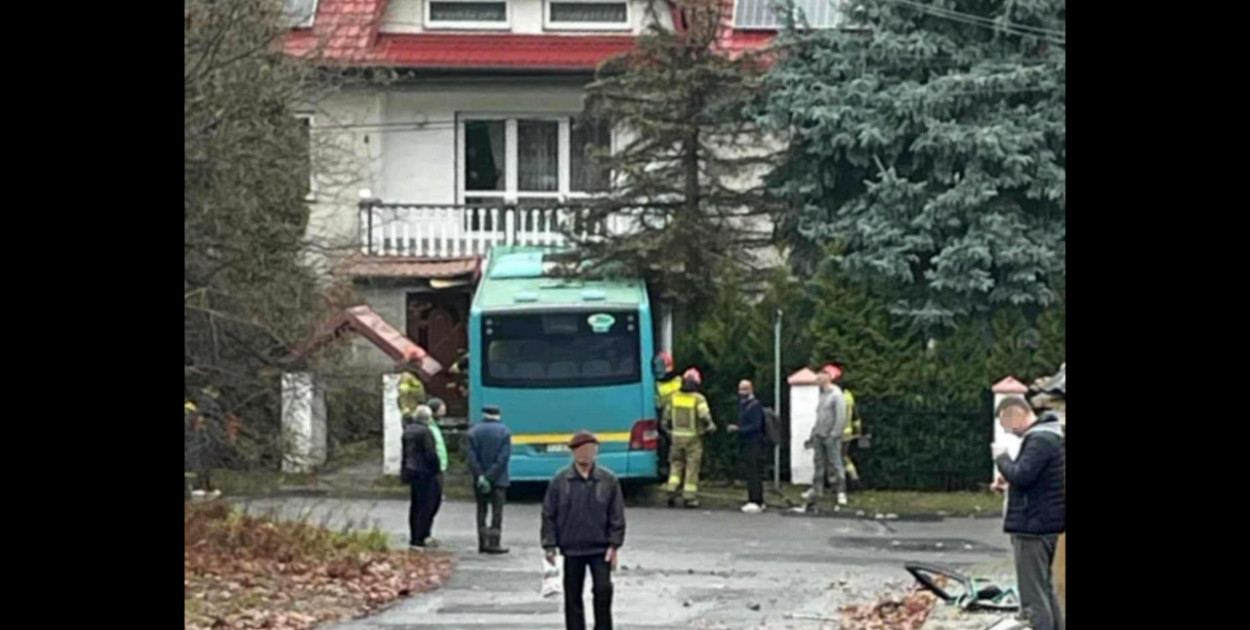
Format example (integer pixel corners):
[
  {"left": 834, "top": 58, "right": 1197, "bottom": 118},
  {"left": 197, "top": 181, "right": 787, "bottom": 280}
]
[{"left": 358, "top": 202, "right": 642, "bottom": 257}]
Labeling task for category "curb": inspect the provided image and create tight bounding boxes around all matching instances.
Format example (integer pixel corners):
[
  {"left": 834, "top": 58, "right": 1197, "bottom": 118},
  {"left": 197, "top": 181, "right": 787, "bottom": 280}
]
[{"left": 228, "top": 487, "right": 1000, "bottom": 521}]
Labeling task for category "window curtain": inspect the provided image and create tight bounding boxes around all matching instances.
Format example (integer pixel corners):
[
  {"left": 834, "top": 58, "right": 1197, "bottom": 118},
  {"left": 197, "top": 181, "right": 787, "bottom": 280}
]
[
  {"left": 518, "top": 121, "right": 559, "bottom": 192},
  {"left": 465, "top": 120, "right": 505, "bottom": 191}
]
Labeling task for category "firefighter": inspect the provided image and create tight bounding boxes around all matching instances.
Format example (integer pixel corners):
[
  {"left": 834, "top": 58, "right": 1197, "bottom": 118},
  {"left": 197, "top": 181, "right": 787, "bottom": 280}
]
[
  {"left": 661, "top": 367, "right": 716, "bottom": 508},
  {"left": 447, "top": 350, "right": 469, "bottom": 399},
  {"left": 398, "top": 371, "right": 428, "bottom": 416},
  {"left": 841, "top": 388, "right": 863, "bottom": 484},
  {"left": 653, "top": 352, "right": 682, "bottom": 479},
  {"left": 186, "top": 386, "right": 224, "bottom": 499}
]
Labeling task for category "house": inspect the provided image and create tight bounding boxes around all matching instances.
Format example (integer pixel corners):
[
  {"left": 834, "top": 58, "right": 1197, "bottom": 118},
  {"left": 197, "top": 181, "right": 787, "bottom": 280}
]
[{"left": 281, "top": 0, "right": 849, "bottom": 418}]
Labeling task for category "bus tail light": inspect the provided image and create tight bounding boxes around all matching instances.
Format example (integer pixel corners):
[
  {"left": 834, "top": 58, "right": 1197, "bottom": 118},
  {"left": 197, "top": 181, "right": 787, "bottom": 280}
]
[{"left": 630, "top": 419, "right": 658, "bottom": 450}]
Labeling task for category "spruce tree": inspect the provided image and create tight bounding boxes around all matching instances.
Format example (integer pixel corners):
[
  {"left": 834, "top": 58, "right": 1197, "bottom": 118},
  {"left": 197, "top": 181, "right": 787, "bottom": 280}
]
[
  {"left": 760, "top": 0, "right": 1066, "bottom": 331},
  {"left": 573, "top": 0, "right": 781, "bottom": 316}
]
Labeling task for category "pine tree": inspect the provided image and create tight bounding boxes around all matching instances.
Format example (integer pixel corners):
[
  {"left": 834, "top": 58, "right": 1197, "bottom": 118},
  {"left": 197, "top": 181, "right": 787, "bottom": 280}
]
[
  {"left": 760, "top": 0, "right": 1065, "bottom": 331},
  {"left": 573, "top": 0, "right": 782, "bottom": 317}
]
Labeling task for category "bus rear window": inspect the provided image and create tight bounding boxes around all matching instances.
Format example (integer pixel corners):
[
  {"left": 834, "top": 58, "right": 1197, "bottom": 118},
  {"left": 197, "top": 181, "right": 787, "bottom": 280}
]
[{"left": 483, "top": 310, "right": 640, "bottom": 388}]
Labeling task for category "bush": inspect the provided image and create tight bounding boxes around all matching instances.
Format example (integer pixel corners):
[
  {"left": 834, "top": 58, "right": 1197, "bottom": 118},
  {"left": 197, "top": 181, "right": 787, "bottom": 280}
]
[{"left": 674, "top": 261, "right": 1064, "bottom": 489}]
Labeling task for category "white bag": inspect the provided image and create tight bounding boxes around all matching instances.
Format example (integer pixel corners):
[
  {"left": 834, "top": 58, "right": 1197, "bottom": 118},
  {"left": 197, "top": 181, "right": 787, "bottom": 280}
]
[{"left": 540, "top": 555, "right": 562, "bottom": 598}]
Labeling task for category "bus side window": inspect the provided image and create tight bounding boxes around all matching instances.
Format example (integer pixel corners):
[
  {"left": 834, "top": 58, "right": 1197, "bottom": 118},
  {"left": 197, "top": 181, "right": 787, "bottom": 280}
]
[
  {"left": 549, "top": 362, "right": 579, "bottom": 379},
  {"left": 517, "top": 362, "right": 546, "bottom": 379},
  {"left": 582, "top": 360, "right": 611, "bottom": 377}
]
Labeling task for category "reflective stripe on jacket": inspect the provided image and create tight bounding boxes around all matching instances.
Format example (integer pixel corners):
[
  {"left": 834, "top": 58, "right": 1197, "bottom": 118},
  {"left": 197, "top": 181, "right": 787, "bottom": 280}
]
[{"left": 666, "top": 391, "right": 711, "bottom": 437}]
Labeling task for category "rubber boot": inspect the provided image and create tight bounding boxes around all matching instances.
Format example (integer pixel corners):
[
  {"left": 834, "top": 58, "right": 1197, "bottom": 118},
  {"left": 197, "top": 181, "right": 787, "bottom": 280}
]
[{"left": 478, "top": 532, "right": 488, "bottom": 554}]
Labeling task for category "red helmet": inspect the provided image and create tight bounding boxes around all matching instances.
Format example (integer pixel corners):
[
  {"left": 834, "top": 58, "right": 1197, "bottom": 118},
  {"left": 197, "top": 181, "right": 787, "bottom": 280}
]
[
  {"left": 658, "top": 351, "right": 674, "bottom": 372},
  {"left": 683, "top": 367, "right": 702, "bottom": 385},
  {"left": 822, "top": 364, "right": 843, "bottom": 381}
]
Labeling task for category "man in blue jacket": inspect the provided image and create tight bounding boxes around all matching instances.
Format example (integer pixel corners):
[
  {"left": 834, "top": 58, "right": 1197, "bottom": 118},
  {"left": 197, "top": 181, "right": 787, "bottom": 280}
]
[
  {"left": 993, "top": 397, "right": 1065, "bottom": 630},
  {"left": 467, "top": 405, "right": 511, "bottom": 555},
  {"left": 728, "top": 379, "right": 768, "bottom": 514}
]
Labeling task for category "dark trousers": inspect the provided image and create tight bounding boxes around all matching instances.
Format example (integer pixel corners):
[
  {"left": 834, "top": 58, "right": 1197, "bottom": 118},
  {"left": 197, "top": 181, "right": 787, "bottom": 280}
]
[
  {"left": 475, "top": 486, "right": 506, "bottom": 537},
  {"left": 740, "top": 438, "right": 766, "bottom": 505},
  {"left": 1012, "top": 534, "right": 1064, "bottom": 630},
  {"left": 407, "top": 473, "right": 438, "bottom": 546},
  {"left": 432, "top": 473, "right": 444, "bottom": 523},
  {"left": 563, "top": 553, "right": 613, "bottom": 630}
]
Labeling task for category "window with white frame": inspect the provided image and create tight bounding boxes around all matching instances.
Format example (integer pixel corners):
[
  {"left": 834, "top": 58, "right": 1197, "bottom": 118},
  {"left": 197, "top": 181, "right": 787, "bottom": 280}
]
[
  {"left": 733, "top": 0, "right": 845, "bottom": 29},
  {"left": 295, "top": 114, "right": 315, "bottom": 200},
  {"left": 459, "top": 115, "right": 612, "bottom": 208},
  {"left": 426, "top": 1, "right": 510, "bottom": 30},
  {"left": 282, "top": 0, "right": 320, "bottom": 29},
  {"left": 544, "top": 0, "right": 631, "bottom": 31}
]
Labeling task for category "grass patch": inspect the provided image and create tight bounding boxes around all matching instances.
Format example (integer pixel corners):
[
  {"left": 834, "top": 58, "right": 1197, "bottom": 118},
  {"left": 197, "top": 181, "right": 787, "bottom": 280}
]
[
  {"left": 184, "top": 501, "right": 453, "bottom": 630},
  {"left": 211, "top": 469, "right": 317, "bottom": 495},
  {"left": 626, "top": 479, "right": 1000, "bottom": 517},
  {"left": 327, "top": 438, "right": 381, "bottom": 469}
]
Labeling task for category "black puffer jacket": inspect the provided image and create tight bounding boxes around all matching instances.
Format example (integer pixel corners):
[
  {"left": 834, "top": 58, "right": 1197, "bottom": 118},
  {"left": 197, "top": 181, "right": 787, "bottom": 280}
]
[
  {"left": 995, "top": 413, "right": 1065, "bottom": 535},
  {"left": 400, "top": 419, "right": 440, "bottom": 482}
]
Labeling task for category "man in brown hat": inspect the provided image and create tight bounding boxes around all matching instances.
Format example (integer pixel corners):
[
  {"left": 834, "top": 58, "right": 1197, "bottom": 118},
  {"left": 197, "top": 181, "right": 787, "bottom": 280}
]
[{"left": 541, "top": 431, "right": 626, "bottom": 630}]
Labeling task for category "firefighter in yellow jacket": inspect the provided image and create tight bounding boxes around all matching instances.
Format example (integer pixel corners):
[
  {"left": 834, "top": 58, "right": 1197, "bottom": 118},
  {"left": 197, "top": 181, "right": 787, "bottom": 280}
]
[
  {"left": 398, "top": 372, "right": 427, "bottom": 416},
  {"left": 842, "top": 389, "right": 863, "bottom": 483},
  {"left": 661, "top": 368, "right": 716, "bottom": 508},
  {"left": 653, "top": 352, "right": 683, "bottom": 477}
]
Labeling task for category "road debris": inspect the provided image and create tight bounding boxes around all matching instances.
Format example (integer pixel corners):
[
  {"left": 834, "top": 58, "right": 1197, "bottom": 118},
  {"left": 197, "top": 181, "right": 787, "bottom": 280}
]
[
  {"left": 904, "top": 561, "right": 1019, "bottom": 612},
  {"left": 839, "top": 587, "right": 938, "bottom": 630}
]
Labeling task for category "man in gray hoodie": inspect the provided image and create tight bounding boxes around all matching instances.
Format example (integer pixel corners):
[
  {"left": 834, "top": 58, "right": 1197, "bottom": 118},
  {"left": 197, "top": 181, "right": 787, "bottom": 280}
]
[{"left": 802, "top": 369, "right": 848, "bottom": 506}]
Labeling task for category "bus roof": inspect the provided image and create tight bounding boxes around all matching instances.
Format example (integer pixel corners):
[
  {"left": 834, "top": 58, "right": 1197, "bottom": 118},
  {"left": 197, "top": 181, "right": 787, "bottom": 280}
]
[{"left": 473, "top": 246, "right": 648, "bottom": 311}]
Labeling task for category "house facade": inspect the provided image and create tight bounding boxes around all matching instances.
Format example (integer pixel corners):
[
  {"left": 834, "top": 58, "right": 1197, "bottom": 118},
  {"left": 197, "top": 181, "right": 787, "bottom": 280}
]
[{"left": 283, "top": 0, "right": 845, "bottom": 417}]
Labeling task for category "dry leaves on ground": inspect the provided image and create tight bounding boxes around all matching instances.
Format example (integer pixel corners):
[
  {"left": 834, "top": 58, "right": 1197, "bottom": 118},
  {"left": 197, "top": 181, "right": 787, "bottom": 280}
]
[
  {"left": 839, "top": 587, "right": 940, "bottom": 630},
  {"left": 185, "top": 502, "right": 453, "bottom": 630}
]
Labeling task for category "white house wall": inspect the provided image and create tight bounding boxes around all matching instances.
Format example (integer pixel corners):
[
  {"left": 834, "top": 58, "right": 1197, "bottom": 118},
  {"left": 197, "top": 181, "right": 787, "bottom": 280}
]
[
  {"left": 305, "top": 82, "right": 783, "bottom": 268},
  {"left": 306, "top": 90, "right": 387, "bottom": 273},
  {"left": 380, "top": 0, "right": 675, "bottom": 35},
  {"left": 382, "top": 81, "right": 588, "bottom": 205}
]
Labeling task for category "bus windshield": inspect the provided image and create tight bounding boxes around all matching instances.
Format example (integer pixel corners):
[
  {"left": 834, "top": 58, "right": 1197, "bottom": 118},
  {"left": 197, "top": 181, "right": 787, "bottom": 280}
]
[{"left": 482, "top": 310, "right": 640, "bottom": 388}]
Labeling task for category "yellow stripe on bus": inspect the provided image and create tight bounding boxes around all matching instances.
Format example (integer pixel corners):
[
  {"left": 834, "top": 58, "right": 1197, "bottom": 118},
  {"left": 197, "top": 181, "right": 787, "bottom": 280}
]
[{"left": 511, "top": 432, "right": 632, "bottom": 445}]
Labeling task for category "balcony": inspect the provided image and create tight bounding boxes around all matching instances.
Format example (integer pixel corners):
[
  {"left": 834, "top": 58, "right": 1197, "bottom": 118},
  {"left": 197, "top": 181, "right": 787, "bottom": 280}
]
[{"left": 357, "top": 201, "right": 643, "bottom": 258}]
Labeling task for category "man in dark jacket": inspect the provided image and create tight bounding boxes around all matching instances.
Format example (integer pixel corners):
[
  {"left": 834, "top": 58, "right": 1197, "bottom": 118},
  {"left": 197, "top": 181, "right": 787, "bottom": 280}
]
[
  {"left": 728, "top": 379, "right": 767, "bottom": 513},
  {"left": 993, "top": 397, "right": 1065, "bottom": 630},
  {"left": 467, "top": 405, "right": 511, "bottom": 554},
  {"left": 401, "top": 405, "right": 441, "bottom": 550},
  {"left": 542, "top": 431, "right": 626, "bottom": 630}
]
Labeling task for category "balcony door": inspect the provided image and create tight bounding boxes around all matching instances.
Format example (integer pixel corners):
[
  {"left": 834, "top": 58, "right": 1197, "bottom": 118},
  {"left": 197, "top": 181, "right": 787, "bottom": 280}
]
[{"left": 457, "top": 114, "right": 611, "bottom": 239}]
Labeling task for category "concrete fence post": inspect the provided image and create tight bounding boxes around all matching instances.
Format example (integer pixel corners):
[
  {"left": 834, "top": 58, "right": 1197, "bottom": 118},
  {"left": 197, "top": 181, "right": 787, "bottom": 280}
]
[
  {"left": 382, "top": 374, "right": 402, "bottom": 476},
  {"left": 787, "top": 367, "right": 820, "bottom": 486},
  {"left": 281, "top": 372, "right": 326, "bottom": 474}
]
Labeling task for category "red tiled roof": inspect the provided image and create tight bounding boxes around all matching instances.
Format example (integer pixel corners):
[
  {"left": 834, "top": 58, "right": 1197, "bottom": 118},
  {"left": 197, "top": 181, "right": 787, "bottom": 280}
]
[
  {"left": 285, "top": 0, "right": 776, "bottom": 70},
  {"left": 285, "top": 0, "right": 637, "bottom": 70},
  {"left": 370, "top": 33, "right": 638, "bottom": 70},
  {"left": 335, "top": 256, "right": 481, "bottom": 280}
]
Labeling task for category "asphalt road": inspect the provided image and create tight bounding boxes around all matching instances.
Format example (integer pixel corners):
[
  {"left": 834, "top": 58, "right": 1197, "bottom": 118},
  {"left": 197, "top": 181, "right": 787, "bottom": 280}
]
[{"left": 237, "top": 497, "right": 1011, "bottom": 630}]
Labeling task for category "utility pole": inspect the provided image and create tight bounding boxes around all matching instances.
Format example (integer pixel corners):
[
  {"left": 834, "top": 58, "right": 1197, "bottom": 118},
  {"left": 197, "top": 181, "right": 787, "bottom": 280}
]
[{"left": 774, "top": 309, "right": 782, "bottom": 491}]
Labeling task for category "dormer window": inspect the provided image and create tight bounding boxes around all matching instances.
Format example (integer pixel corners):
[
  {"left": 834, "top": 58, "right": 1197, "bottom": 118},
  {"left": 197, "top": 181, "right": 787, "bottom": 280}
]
[
  {"left": 282, "top": 0, "right": 320, "bottom": 29},
  {"left": 426, "top": 1, "right": 511, "bottom": 30},
  {"left": 544, "top": 1, "right": 631, "bottom": 31},
  {"left": 733, "top": 0, "right": 845, "bottom": 29}
]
